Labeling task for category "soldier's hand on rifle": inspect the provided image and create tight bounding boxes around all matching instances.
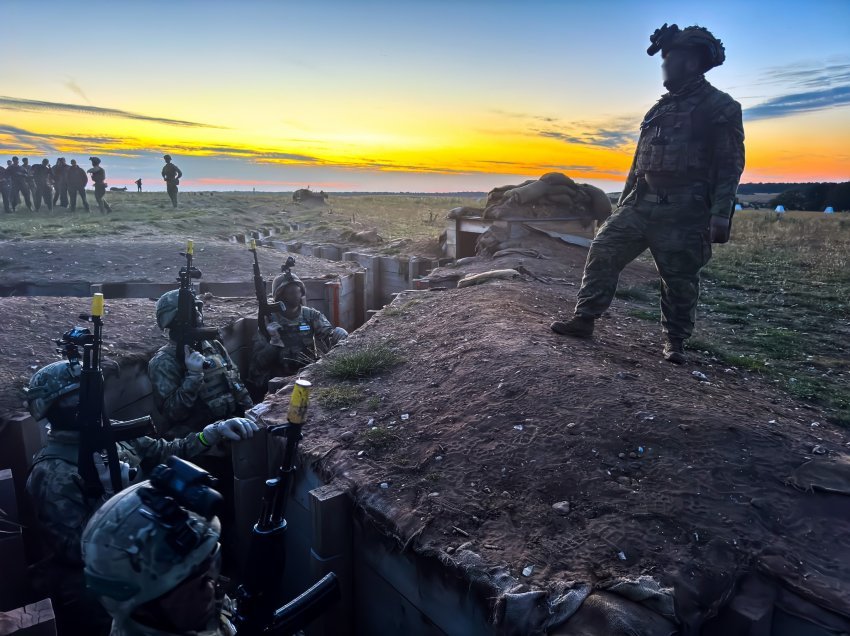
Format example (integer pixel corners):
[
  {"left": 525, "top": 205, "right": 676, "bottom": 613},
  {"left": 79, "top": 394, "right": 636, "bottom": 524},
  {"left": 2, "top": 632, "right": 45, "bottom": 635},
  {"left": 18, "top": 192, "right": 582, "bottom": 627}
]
[
  {"left": 202, "top": 417, "right": 260, "bottom": 445},
  {"left": 710, "top": 215, "right": 731, "bottom": 244},
  {"left": 93, "top": 452, "right": 131, "bottom": 496},
  {"left": 184, "top": 345, "right": 207, "bottom": 374},
  {"left": 266, "top": 322, "right": 285, "bottom": 347}
]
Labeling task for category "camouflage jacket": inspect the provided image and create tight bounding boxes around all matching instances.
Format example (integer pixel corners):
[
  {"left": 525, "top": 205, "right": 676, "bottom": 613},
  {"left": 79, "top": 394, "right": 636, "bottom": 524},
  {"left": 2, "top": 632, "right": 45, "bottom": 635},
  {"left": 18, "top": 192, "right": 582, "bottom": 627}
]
[
  {"left": 26, "top": 429, "right": 209, "bottom": 570},
  {"left": 248, "top": 305, "right": 339, "bottom": 388},
  {"left": 619, "top": 76, "right": 745, "bottom": 219},
  {"left": 109, "top": 603, "right": 236, "bottom": 636},
  {"left": 148, "top": 340, "right": 252, "bottom": 438}
]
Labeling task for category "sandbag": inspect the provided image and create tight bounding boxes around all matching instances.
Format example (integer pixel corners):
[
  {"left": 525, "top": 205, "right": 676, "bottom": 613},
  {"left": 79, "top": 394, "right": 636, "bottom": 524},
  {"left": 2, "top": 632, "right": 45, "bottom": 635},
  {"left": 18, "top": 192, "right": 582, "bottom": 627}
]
[
  {"left": 551, "top": 592, "right": 678, "bottom": 636},
  {"left": 539, "top": 172, "right": 576, "bottom": 187},
  {"left": 506, "top": 180, "right": 551, "bottom": 205},
  {"left": 582, "top": 184, "right": 615, "bottom": 221},
  {"left": 457, "top": 269, "right": 520, "bottom": 288},
  {"left": 785, "top": 456, "right": 850, "bottom": 496}
]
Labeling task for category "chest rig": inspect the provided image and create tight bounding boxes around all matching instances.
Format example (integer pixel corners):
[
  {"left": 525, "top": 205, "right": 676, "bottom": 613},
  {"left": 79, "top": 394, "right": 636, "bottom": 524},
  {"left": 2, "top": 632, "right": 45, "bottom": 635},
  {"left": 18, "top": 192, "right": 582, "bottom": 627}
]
[
  {"left": 635, "top": 88, "right": 713, "bottom": 179},
  {"left": 274, "top": 307, "right": 317, "bottom": 363},
  {"left": 197, "top": 341, "right": 244, "bottom": 419}
]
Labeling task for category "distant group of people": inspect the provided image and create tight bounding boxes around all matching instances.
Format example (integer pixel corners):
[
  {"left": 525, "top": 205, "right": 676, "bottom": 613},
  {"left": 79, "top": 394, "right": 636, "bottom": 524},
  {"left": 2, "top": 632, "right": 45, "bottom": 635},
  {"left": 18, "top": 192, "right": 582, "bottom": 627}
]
[{"left": 0, "top": 154, "right": 184, "bottom": 214}]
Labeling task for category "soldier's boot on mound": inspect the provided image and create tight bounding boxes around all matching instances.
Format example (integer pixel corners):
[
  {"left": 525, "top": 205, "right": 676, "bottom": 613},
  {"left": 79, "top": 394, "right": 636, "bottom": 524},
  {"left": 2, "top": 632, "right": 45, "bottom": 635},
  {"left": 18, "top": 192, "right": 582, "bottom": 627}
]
[
  {"left": 551, "top": 316, "right": 595, "bottom": 338},
  {"left": 663, "top": 339, "right": 687, "bottom": 364}
]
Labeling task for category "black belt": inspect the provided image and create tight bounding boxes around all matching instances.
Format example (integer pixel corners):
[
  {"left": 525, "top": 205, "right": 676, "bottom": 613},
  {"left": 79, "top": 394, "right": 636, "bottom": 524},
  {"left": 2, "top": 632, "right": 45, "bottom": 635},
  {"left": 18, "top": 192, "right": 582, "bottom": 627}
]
[{"left": 637, "top": 179, "right": 707, "bottom": 205}]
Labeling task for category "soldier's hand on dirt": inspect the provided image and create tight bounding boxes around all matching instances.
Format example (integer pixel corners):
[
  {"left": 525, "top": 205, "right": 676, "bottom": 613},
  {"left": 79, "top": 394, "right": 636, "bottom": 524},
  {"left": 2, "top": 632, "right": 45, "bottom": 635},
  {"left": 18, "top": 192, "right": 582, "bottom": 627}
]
[
  {"left": 184, "top": 345, "right": 207, "bottom": 373},
  {"left": 202, "top": 417, "right": 260, "bottom": 444},
  {"left": 93, "top": 452, "right": 130, "bottom": 495},
  {"left": 710, "top": 215, "right": 731, "bottom": 244}
]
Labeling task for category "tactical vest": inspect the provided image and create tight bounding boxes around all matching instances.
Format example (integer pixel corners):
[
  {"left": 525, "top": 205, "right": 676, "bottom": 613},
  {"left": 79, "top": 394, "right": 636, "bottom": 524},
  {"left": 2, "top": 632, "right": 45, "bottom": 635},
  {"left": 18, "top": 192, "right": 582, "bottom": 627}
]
[
  {"left": 197, "top": 341, "right": 244, "bottom": 419},
  {"left": 274, "top": 308, "right": 317, "bottom": 365},
  {"left": 635, "top": 90, "right": 713, "bottom": 179}
]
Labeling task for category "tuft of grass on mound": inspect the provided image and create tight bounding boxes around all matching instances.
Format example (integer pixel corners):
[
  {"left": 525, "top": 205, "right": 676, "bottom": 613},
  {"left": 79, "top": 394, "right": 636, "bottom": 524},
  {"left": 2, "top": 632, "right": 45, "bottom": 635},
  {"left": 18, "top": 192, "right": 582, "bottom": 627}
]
[
  {"left": 322, "top": 344, "right": 403, "bottom": 380},
  {"left": 314, "top": 386, "right": 364, "bottom": 409},
  {"left": 360, "top": 426, "right": 400, "bottom": 452}
]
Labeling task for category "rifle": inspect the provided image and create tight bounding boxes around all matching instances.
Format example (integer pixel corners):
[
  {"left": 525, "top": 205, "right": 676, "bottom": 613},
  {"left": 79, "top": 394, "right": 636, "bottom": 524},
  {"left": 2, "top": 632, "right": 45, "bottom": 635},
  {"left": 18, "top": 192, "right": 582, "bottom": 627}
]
[
  {"left": 65, "top": 294, "right": 154, "bottom": 497},
  {"left": 235, "top": 379, "right": 340, "bottom": 634},
  {"left": 250, "top": 239, "right": 274, "bottom": 341},
  {"left": 174, "top": 239, "right": 218, "bottom": 371}
]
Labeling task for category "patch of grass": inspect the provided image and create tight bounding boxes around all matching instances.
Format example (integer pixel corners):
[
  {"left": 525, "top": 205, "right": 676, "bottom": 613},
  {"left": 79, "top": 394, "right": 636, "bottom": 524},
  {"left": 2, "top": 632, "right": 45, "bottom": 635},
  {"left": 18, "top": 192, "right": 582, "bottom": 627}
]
[
  {"left": 322, "top": 344, "right": 403, "bottom": 380},
  {"left": 360, "top": 427, "right": 400, "bottom": 452},
  {"left": 366, "top": 396, "right": 381, "bottom": 411},
  {"left": 627, "top": 309, "right": 659, "bottom": 321},
  {"left": 314, "top": 386, "right": 364, "bottom": 409}
]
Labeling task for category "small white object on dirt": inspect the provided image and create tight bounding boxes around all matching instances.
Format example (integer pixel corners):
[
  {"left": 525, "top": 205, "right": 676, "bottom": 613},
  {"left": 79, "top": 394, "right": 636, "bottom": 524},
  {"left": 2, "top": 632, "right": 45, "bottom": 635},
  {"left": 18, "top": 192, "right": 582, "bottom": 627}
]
[
  {"left": 692, "top": 371, "right": 709, "bottom": 381},
  {"left": 617, "top": 551, "right": 627, "bottom": 561},
  {"left": 435, "top": 455, "right": 443, "bottom": 461},
  {"left": 552, "top": 501, "right": 571, "bottom": 515},
  {"left": 380, "top": 482, "right": 389, "bottom": 489},
  {"left": 401, "top": 414, "right": 410, "bottom": 421},
  {"left": 513, "top": 424, "right": 523, "bottom": 431},
  {"left": 522, "top": 565, "right": 534, "bottom": 577},
  {"left": 428, "top": 492, "right": 439, "bottom": 497},
  {"left": 457, "top": 269, "right": 521, "bottom": 288},
  {"left": 367, "top": 418, "right": 375, "bottom": 426},
  {"left": 812, "top": 445, "right": 827, "bottom": 455}
]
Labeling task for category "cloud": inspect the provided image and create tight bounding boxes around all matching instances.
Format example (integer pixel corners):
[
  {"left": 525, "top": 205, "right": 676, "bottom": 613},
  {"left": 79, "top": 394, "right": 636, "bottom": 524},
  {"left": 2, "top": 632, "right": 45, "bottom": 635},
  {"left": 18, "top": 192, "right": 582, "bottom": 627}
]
[
  {"left": 758, "top": 61, "right": 850, "bottom": 90},
  {"left": 537, "top": 115, "right": 640, "bottom": 150},
  {"left": 744, "top": 85, "right": 850, "bottom": 121},
  {"left": 0, "top": 96, "right": 225, "bottom": 129},
  {"left": 63, "top": 79, "right": 91, "bottom": 105}
]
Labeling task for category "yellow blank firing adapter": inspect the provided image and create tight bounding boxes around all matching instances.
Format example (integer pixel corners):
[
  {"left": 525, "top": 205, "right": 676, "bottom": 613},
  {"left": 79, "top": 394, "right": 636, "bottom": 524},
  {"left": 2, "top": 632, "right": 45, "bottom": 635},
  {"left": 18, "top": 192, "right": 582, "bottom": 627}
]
[
  {"left": 186, "top": 239, "right": 194, "bottom": 255},
  {"left": 250, "top": 239, "right": 257, "bottom": 250},
  {"left": 91, "top": 293, "right": 104, "bottom": 317},
  {"left": 287, "top": 379, "right": 312, "bottom": 425}
]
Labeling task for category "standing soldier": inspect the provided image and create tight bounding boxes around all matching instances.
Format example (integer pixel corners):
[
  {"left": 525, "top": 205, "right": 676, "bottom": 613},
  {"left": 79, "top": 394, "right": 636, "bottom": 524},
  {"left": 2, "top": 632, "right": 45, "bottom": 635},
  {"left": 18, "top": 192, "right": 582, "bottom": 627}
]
[
  {"left": 32, "top": 159, "right": 54, "bottom": 211},
  {"left": 135, "top": 177, "right": 143, "bottom": 192},
  {"left": 0, "top": 163, "right": 11, "bottom": 213},
  {"left": 9, "top": 156, "right": 33, "bottom": 211},
  {"left": 162, "top": 154, "right": 182, "bottom": 207},
  {"left": 551, "top": 24, "right": 745, "bottom": 364},
  {"left": 21, "top": 157, "right": 37, "bottom": 202},
  {"left": 87, "top": 156, "right": 112, "bottom": 213},
  {"left": 67, "top": 159, "right": 91, "bottom": 212},
  {"left": 52, "top": 157, "right": 69, "bottom": 207}
]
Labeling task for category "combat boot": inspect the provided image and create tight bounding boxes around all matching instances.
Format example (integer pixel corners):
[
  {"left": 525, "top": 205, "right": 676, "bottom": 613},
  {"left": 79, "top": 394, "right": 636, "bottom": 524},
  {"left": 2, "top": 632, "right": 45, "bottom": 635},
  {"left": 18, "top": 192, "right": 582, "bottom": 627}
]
[
  {"left": 551, "top": 316, "right": 595, "bottom": 338},
  {"left": 663, "top": 339, "right": 687, "bottom": 364}
]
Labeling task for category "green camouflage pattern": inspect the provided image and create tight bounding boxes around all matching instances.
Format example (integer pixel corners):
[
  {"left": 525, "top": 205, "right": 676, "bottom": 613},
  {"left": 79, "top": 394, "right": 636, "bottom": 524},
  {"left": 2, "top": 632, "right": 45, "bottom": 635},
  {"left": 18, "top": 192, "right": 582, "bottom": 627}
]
[
  {"left": 248, "top": 304, "right": 345, "bottom": 390},
  {"left": 81, "top": 481, "right": 234, "bottom": 635},
  {"left": 23, "top": 360, "right": 81, "bottom": 420},
  {"left": 25, "top": 429, "right": 209, "bottom": 631},
  {"left": 147, "top": 340, "right": 252, "bottom": 438},
  {"left": 575, "top": 200, "right": 712, "bottom": 340}
]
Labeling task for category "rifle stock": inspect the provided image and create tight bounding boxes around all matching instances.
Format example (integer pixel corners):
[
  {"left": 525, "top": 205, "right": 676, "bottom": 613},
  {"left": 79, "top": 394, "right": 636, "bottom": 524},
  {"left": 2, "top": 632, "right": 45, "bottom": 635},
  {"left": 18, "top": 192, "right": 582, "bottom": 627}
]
[
  {"left": 174, "top": 240, "right": 215, "bottom": 371},
  {"left": 250, "top": 239, "right": 273, "bottom": 341}
]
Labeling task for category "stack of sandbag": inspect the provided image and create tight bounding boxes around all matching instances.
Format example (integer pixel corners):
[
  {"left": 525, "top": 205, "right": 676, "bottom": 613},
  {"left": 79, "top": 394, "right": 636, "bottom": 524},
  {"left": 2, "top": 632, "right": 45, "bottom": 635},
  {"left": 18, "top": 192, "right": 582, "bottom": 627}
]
[{"left": 446, "top": 173, "right": 612, "bottom": 226}]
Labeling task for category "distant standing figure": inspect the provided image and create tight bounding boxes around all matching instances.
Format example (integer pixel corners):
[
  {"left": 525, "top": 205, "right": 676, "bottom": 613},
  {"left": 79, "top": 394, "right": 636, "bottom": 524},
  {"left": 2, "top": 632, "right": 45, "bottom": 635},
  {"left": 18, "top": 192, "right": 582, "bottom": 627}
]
[
  {"left": 67, "top": 160, "right": 90, "bottom": 212},
  {"left": 9, "top": 156, "right": 33, "bottom": 211},
  {"left": 52, "top": 158, "right": 69, "bottom": 207},
  {"left": 0, "top": 164, "right": 11, "bottom": 213},
  {"left": 87, "top": 157, "right": 112, "bottom": 214},
  {"left": 32, "top": 159, "right": 54, "bottom": 211},
  {"left": 135, "top": 178, "right": 142, "bottom": 192},
  {"left": 161, "top": 154, "right": 182, "bottom": 207}
]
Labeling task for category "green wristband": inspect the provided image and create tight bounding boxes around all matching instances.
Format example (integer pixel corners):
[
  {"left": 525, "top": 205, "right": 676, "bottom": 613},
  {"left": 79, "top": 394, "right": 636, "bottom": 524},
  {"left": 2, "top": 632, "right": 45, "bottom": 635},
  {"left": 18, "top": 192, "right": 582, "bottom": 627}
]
[{"left": 198, "top": 431, "right": 211, "bottom": 447}]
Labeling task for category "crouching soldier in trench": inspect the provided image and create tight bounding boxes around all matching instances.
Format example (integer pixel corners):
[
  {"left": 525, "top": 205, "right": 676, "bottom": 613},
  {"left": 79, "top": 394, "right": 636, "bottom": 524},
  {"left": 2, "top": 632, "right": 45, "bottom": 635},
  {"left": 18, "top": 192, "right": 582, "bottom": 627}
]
[
  {"left": 23, "top": 359, "right": 258, "bottom": 635},
  {"left": 551, "top": 24, "right": 745, "bottom": 364},
  {"left": 247, "top": 272, "right": 348, "bottom": 399}
]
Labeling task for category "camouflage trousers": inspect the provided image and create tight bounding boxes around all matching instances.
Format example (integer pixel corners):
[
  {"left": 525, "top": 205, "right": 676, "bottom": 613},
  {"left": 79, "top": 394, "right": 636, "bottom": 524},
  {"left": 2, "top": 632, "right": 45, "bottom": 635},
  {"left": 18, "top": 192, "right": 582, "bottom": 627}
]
[{"left": 574, "top": 195, "right": 712, "bottom": 341}]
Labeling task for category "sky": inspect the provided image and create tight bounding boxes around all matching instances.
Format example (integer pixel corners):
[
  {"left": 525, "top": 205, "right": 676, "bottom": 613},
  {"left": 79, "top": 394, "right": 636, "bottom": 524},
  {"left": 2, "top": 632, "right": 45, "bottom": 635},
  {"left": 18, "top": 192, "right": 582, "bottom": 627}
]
[{"left": 1, "top": 0, "right": 849, "bottom": 192}]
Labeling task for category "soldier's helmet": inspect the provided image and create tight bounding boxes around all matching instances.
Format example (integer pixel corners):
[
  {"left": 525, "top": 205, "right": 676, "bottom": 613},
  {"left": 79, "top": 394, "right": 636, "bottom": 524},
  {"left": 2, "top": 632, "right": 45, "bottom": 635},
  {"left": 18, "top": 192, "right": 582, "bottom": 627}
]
[
  {"left": 272, "top": 272, "right": 306, "bottom": 302},
  {"left": 163, "top": 154, "right": 172, "bottom": 161},
  {"left": 155, "top": 289, "right": 204, "bottom": 330},
  {"left": 23, "top": 361, "right": 81, "bottom": 421},
  {"left": 89, "top": 156, "right": 101, "bottom": 165},
  {"left": 41, "top": 159, "right": 49, "bottom": 166},
  {"left": 648, "top": 24, "right": 725, "bottom": 72},
  {"left": 82, "top": 478, "right": 221, "bottom": 622}
]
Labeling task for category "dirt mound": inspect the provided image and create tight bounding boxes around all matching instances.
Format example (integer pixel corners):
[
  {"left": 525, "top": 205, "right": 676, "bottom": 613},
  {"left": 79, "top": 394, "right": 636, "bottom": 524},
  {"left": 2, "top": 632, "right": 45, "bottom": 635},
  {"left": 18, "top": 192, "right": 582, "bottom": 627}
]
[
  {"left": 259, "top": 253, "right": 850, "bottom": 633},
  {"left": 292, "top": 188, "right": 329, "bottom": 206}
]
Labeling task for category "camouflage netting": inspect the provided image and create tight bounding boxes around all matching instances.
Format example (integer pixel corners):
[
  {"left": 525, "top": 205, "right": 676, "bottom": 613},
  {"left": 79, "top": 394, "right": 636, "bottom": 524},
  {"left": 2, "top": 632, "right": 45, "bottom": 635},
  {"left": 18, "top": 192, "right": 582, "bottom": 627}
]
[{"left": 447, "top": 172, "right": 612, "bottom": 224}]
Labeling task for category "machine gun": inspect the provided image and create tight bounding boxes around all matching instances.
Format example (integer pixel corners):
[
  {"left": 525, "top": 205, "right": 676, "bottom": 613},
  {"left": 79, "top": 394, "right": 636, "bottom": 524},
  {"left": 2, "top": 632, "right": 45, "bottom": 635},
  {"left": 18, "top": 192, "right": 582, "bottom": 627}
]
[
  {"left": 174, "top": 239, "right": 218, "bottom": 371},
  {"left": 234, "top": 379, "right": 340, "bottom": 634},
  {"left": 61, "top": 294, "right": 153, "bottom": 497},
  {"left": 250, "top": 239, "right": 275, "bottom": 341}
]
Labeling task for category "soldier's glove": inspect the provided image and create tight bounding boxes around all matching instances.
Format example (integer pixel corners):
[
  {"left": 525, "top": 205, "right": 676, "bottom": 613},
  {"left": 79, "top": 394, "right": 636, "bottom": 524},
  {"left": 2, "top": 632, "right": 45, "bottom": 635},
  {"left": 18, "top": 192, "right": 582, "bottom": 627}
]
[
  {"left": 93, "top": 452, "right": 131, "bottom": 496},
  {"left": 202, "top": 417, "right": 260, "bottom": 445},
  {"left": 266, "top": 321, "right": 285, "bottom": 348},
  {"left": 710, "top": 215, "right": 731, "bottom": 244},
  {"left": 184, "top": 345, "right": 207, "bottom": 374}
]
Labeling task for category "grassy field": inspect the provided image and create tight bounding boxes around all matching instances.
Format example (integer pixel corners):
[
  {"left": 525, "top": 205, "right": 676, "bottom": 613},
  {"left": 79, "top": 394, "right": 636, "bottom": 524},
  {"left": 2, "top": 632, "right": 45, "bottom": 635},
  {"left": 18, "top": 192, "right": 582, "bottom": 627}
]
[
  {"left": 0, "top": 191, "right": 474, "bottom": 247},
  {"left": 626, "top": 210, "right": 850, "bottom": 424}
]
